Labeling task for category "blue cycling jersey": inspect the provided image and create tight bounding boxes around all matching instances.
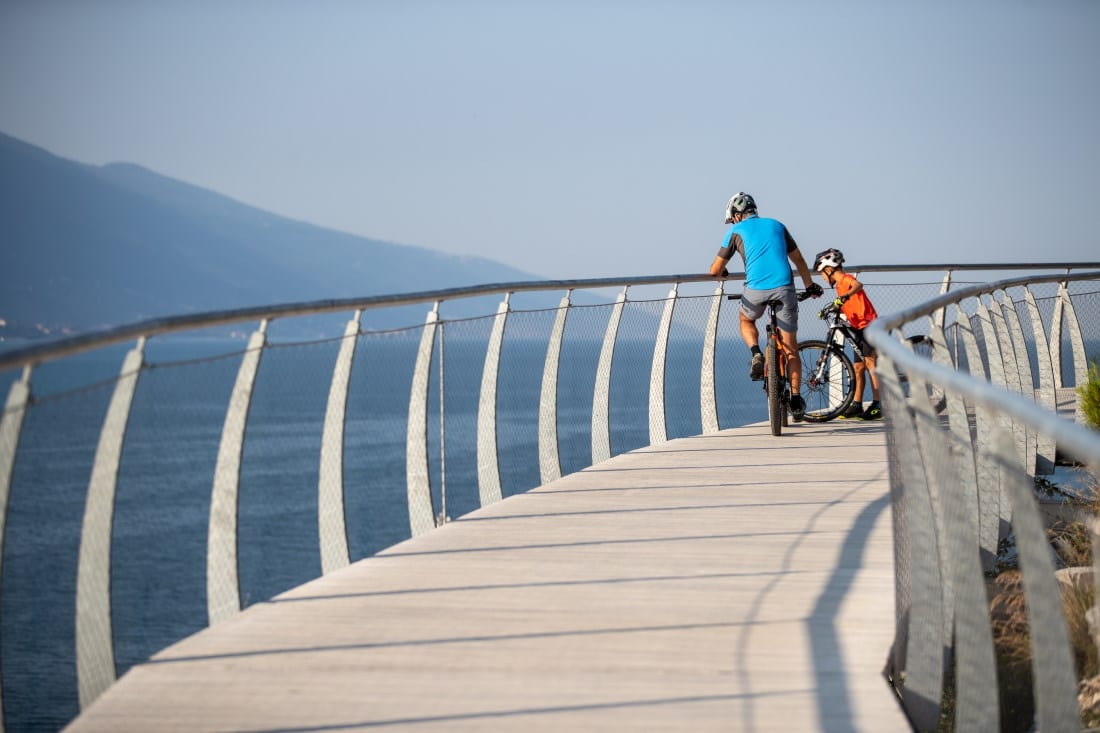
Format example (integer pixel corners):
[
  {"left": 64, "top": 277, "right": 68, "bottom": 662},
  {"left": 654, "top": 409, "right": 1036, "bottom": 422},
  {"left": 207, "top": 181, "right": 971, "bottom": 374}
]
[{"left": 718, "top": 215, "right": 797, "bottom": 290}]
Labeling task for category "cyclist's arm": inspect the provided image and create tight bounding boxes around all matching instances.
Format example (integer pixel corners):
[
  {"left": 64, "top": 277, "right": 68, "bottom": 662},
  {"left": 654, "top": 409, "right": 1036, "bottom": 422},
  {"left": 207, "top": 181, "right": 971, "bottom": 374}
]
[
  {"left": 709, "top": 255, "right": 729, "bottom": 277},
  {"left": 842, "top": 280, "right": 864, "bottom": 298},
  {"left": 788, "top": 247, "right": 816, "bottom": 290},
  {"left": 710, "top": 232, "right": 741, "bottom": 277}
]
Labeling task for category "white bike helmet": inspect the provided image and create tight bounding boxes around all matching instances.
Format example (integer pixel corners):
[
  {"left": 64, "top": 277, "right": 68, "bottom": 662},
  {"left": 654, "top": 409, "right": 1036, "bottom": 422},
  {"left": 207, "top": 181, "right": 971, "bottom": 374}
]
[
  {"left": 724, "top": 192, "right": 757, "bottom": 223},
  {"left": 813, "top": 248, "right": 845, "bottom": 272}
]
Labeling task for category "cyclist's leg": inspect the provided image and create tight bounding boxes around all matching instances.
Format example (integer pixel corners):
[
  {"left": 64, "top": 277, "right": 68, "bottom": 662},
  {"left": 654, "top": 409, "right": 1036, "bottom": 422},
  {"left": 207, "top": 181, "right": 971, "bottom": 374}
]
[
  {"left": 853, "top": 360, "right": 866, "bottom": 402},
  {"left": 740, "top": 290, "right": 767, "bottom": 380},
  {"left": 738, "top": 312, "right": 759, "bottom": 349},
  {"left": 738, "top": 289, "right": 766, "bottom": 349},
  {"left": 779, "top": 328, "right": 801, "bottom": 393},
  {"left": 773, "top": 286, "right": 801, "bottom": 393},
  {"left": 851, "top": 328, "right": 875, "bottom": 401},
  {"left": 864, "top": 352, "right": 880, "bottom": 397}
]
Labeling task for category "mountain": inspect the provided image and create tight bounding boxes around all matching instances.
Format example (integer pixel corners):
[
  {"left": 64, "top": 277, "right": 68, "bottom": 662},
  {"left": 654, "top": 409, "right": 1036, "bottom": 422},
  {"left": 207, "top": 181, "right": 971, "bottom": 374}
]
[{"left": 0, "top": 132, "right": 542, "bottom": 340}]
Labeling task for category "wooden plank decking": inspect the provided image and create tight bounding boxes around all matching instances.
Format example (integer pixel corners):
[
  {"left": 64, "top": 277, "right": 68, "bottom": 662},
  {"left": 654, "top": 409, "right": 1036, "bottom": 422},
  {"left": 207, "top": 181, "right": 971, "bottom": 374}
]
[{"left": 66, "top": 420, "right": 911, "bottom": 732}]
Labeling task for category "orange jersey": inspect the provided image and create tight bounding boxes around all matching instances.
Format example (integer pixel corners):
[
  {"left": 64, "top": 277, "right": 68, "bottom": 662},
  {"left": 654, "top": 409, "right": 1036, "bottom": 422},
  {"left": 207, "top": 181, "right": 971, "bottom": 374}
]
[{"left": 835, "top": 271, "right": 877, "bottom": 329}]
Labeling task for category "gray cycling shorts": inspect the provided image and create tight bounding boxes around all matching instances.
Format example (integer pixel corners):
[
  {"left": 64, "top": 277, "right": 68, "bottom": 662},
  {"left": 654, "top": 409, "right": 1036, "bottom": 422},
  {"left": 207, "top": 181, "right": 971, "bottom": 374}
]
[{"left": 740, "top": 285, "right": 799, "bottom": 334}]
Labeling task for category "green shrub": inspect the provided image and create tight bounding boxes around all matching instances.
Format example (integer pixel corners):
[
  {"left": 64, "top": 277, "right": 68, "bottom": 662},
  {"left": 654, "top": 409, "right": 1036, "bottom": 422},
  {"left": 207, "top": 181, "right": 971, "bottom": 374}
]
[{"left": 1080, "top": 358, "right": 1100, "bottom": 430}]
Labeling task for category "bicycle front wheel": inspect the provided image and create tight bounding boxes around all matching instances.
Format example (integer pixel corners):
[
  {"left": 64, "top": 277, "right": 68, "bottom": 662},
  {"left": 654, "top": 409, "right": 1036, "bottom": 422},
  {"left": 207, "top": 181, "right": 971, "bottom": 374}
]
[
  {"left": 767, "top": 339, "right": 782, "bottom": 435},
  {"left": 797, "top": 340, "right": 856, "bottom": 422}
]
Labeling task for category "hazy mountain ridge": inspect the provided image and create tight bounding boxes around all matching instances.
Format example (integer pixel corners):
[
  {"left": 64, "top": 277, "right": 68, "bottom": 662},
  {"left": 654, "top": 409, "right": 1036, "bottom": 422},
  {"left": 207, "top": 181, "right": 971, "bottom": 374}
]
[{"left": 0, "top": 132, "right": 542, "bottom": 340}]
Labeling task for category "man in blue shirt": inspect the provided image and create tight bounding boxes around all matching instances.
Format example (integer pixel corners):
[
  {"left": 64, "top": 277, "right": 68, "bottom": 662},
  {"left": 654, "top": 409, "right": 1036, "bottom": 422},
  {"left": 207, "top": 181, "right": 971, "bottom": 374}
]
[{"left": 708, "top": 192, "right": 820, "bottom": 420}]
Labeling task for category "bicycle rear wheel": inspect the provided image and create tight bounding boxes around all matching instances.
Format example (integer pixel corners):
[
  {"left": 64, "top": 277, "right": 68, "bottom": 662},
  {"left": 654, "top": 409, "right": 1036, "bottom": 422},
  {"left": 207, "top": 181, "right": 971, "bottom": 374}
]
[
  {"left": 797, "top": 340, "right": 856, "bottom": 422},
  {"left": 767, "top": 338, "right": 782, "bottom": 435}
]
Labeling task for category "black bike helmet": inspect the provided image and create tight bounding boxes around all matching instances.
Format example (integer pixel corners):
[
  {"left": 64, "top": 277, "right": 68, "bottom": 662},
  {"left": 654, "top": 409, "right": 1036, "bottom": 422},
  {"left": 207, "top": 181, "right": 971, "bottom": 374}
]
[
  {"left": 813, "top": 248, "right": 845, "bottom": 272},
  {"left": 724, "top": 192, "right": 757, "bottom": 223}
]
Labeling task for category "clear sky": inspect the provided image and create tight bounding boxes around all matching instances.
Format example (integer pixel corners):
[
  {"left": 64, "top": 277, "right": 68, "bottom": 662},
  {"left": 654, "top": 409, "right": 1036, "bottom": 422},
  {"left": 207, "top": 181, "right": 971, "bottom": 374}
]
[{"left": 2, "top": 1, "right": 1098, "bottom": 279}]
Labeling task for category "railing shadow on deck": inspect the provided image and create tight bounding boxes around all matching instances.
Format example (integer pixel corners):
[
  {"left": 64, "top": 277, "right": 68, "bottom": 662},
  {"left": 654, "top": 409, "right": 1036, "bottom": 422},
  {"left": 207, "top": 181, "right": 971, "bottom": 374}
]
[{"left": 0, "top": 262, "right": 1098, "bottom": 731}]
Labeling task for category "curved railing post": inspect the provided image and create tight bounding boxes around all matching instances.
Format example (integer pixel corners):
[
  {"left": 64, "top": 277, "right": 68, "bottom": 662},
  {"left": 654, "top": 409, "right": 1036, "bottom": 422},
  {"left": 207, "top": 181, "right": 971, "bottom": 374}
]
[
  {"left": 878, "top": 352, "right": 945, "bottom": 731},
  {"left": 994, "top": 427, "right": 1082, "bottom": 730},
  {"left": 923, "top": 324, "right": 1000, "bottom": 731},
  {"left": 318, "top": 310, "right": 361, "bottom": 575},
  {"left": 974, "top": 299, "right": 1017, "bottom": 518},
  {"left": 986, "top": 294, "right": 1028, "bottom": 472},
  {"left": 931, "top": 270, "right": 952, "bottom": 330},
  {"left": 208, "top": 321, "right": 267, "bottom": 625},
  {"left": 76, "top": 337, "right": 145, "bottom": 708},
  {"left": 1023, "top": 288, "right": 1057, "bottom": 475},
  {"left": 0, "top": 366, "right": 32, "bottom": 731},
  {"left": 997, "top": 290, "right": 1038, "bottom": 475},
  {"left": 956, "top": 306, "right": 1002, "bottom": 570},
  {"left": 592, "top": 287, "right": 627, "bottom": 465},
  {"left": 648, "top": 285, "right": 677, "bottom": 446},
  {"left": 1057, "top": 281, "right": 1089, "bottom": 425},
  {"left": 477, "top": 294, "right": 510, "bottom": 507},
  {"left": 406, "top": 303, "right": 439, "bottom": 537},
  {"left": 1050, "top": 283, "right": 1066, "bottom": 389},
  {"left": 539, "top": 291, "right": 571, "bottom": 484},
  {"left": 700, "top": 283, "right": 724, "bottom": 434}
]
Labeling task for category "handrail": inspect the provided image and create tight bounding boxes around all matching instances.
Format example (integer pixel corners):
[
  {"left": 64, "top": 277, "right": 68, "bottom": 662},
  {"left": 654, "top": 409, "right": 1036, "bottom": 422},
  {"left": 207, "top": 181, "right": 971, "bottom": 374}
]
[{"left": 3, "top": 262, "right": 1097, "bottom": 371}]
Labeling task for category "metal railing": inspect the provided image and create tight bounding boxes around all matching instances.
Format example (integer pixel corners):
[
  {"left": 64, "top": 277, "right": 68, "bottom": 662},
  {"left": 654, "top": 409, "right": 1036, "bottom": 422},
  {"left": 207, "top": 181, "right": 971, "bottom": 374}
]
[
  {"left": 869, "top": 271, "right": 1100, "bottom": 731},
  {"left": 0, "top": 262, "right": 1097, "bottom": 731}
]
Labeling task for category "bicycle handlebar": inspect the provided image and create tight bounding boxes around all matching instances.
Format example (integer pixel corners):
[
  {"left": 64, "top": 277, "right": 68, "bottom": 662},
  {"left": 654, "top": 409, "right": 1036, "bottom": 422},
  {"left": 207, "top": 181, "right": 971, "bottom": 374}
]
[
  {"left": 726, "top": 285, "right": 823, "bottom": 302},
  {"left": 798, "top": 285, "right": 823, "bottom": 302}
]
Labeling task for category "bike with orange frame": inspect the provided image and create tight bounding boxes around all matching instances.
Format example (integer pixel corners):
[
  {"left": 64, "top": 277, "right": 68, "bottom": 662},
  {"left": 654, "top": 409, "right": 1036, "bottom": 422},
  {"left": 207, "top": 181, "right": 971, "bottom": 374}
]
[{"left": 731, "top": 287, "right": 820, "bottom": 436}]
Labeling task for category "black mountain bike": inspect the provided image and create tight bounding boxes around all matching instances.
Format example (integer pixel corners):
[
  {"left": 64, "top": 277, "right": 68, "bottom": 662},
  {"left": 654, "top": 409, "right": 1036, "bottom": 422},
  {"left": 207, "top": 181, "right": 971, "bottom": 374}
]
[{"left": 798, "top": 301, "right": 945, "bottom": 422}]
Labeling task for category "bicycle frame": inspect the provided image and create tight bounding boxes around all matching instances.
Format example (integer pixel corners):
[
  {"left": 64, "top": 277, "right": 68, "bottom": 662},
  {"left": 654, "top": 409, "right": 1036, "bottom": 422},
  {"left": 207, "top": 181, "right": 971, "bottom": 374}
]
[
  {"left": 797, "top": 303, "right": 861, "bottom": 423},
  {"left": 763, "top": 302, "right": 792, "bottom": 436},
  {"left": 728, "top": 288, "right": 821, "bottom": 434},
  {"left": 801, "top": 302, "right": 941, "bottom": 421}
]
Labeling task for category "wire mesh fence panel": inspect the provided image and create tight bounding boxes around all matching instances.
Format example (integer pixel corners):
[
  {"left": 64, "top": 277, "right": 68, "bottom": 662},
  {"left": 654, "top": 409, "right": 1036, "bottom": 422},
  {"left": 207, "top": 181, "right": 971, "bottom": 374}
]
[
  {"left": 2, "top": 379, "right": 114, "bottom": 732},
  {"left": 110, "top": 344, "right": 239, "bottom": 673},
  {"left": 343, "top": 325, "right": 421, "bottom": 560},
  {"left": 237, "top": 337, "right": 340, "bottom": 608},
  {"left": 610, "top": 298, "right": 663, "bottom": 457},
  {"left": 433, "top": 310, "right": 496, "bottom": 520},
  {"left": 496, "top": 304, "right": 558, "bottom": 498}
]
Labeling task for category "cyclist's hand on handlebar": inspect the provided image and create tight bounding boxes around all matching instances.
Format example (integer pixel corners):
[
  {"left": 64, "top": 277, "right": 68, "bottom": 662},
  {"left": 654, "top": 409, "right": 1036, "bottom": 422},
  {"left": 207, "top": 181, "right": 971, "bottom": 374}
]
[
  {"left": 833, "top": 297, "right": 844, "bottom": 308},
  {"left": 805, "top": 283, "right": 823, "bottom": 298}
]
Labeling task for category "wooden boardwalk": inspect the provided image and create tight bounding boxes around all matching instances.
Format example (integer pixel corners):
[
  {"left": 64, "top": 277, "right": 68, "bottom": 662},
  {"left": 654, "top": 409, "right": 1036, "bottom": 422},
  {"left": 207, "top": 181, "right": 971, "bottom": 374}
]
[{"left": 66, "top": 420, "right": 911, "bottom": 732}]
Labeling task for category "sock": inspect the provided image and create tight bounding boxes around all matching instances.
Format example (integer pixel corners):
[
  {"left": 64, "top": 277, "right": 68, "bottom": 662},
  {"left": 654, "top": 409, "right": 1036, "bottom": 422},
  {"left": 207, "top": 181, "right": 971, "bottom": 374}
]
[{"left": 750, "top": 345, "right": 762, "bottom": 357}]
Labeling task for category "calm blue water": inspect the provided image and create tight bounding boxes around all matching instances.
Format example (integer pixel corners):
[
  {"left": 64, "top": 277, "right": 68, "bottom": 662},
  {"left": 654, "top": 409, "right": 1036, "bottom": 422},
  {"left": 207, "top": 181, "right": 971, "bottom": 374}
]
[{"left": 0, "top": 324, "right": 768, "bottom": 732}]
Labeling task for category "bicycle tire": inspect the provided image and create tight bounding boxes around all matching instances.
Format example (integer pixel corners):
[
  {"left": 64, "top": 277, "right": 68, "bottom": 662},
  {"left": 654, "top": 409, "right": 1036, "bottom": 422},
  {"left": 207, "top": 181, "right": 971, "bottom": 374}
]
[
  {"left": 797, "top": 340, "right": 856, "bottom": 422},
  {"left": 767, "top": 338, "right": 782, "bottom": 435}
]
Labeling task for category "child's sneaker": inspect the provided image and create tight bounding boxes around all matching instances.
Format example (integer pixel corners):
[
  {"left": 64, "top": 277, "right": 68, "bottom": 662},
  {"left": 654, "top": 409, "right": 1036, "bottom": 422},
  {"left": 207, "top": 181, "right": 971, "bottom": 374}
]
[
  {"left": 789, "top": 393, "right": 805, "bottom": 422},
  {"left": 860, "top": 401, "right": 883, "bottom": 420},
  {"left": 749, "top": 353, "right": 765, "bottom": 381},
  {"left": 838, "top": 402, "right": 864, "bottom": 419}
]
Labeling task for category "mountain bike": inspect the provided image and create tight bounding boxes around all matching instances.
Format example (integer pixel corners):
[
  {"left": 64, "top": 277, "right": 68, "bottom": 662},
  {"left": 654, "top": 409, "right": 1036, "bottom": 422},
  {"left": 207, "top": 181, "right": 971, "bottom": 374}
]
[
  {"left": 798, "top": 301, "right": 946, "bottom": 422},
  {"left": 729, "top": 288, "right": 820, "bottom": 436}
]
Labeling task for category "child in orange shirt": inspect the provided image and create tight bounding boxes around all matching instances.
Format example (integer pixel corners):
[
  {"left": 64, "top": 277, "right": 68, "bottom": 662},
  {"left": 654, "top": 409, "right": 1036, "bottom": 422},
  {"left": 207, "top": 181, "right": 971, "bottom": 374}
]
[{"left": 812, "top": 248, "right": 881, "bottom": 420}]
